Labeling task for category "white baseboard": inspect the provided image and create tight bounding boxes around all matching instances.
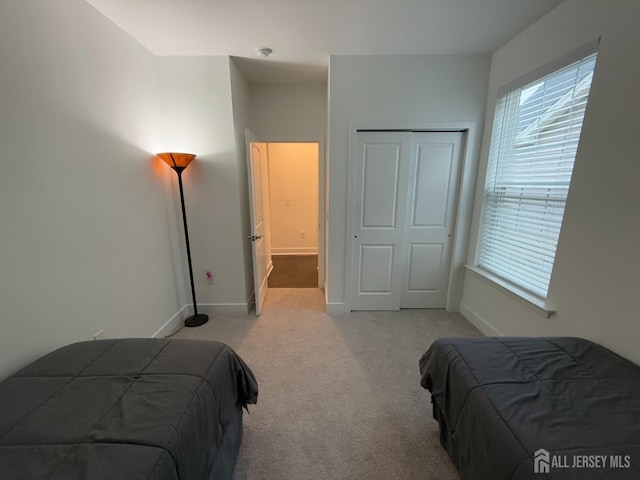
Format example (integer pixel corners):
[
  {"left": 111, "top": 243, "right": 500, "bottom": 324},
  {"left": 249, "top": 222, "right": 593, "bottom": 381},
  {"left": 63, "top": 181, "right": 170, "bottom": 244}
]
[
  {"left": 153, "top": 300, "right": 252, "bottom": 339},
  {"left": 459, "top": 302, "right": 503, "bottom": 337},
  {"left": 271, "top": 248, "right": 318, "bottom": 255},
  {"left": 266, "top": 260, "right": 274, "bottom": 277},
  {"left": 325, "top": 302, "right": 348, "bottom": 314},
  {"left": 152, "top": 305, "right": 188, "bottom": 338}
]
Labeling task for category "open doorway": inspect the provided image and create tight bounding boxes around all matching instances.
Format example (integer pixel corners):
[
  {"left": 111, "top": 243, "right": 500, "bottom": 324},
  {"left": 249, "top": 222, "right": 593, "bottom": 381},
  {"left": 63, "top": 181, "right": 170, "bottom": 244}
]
[{"left": 264, "top": 142, "right": 319, "bottom": 288}]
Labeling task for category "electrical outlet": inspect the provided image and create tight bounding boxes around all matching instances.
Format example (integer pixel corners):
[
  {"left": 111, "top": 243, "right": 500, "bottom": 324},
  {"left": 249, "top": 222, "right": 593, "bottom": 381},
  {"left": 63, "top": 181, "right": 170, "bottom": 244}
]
[
  {"left": 93, "top": 330, "right": 105, "bottom": 341},
  {"left": 300, "top": 231, "right": 306, "bottom": 239},
  {"left": 206, "top": 271, "right": 214, "bottom": 285},
  {"left": 285, "top": 199, "right": 291, "bottom": 207}
]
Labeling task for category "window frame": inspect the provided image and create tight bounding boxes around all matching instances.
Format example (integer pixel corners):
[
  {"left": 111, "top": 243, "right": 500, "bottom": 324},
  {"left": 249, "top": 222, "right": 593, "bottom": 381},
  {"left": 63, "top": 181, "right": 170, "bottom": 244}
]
[{"left": 473, "top": 39, "right": 600, "bottom": 310}]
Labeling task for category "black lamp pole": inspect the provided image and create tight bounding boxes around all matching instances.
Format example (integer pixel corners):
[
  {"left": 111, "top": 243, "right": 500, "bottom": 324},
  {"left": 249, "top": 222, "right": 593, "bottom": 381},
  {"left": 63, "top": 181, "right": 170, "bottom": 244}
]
[{"left": 173, "top": 166, "right": 208, "bottom": 327}]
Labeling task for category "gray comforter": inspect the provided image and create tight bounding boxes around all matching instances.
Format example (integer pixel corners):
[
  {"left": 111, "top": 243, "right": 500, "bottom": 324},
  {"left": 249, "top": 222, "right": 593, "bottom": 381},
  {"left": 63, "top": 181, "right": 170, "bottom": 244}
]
[
  {"left": 420, "top": 337, "right": 640, "bottom": 480},
  {"left": 0, "top": 338, "right": 258, "bottom": 480}
]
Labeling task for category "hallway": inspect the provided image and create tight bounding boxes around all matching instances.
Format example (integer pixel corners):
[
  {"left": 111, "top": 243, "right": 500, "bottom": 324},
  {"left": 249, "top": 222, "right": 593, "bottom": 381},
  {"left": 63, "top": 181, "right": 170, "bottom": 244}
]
[{"left": 268, "top": 255, "right": 318, "bottom": 288}]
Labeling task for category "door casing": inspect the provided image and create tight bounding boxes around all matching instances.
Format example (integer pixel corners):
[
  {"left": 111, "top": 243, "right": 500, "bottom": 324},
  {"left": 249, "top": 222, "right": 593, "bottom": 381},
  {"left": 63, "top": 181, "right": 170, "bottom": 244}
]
[
  {"left": 345, "top": 122, "right": 479, "bottom": 312},
  {"left": 245, "top": 129, "right": 269, "bottom": 315}
]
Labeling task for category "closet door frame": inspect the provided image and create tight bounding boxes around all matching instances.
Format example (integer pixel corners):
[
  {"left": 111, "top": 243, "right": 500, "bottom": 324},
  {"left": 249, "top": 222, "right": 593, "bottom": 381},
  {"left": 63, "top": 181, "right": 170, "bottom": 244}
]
[{"left": 345, "top": 122, "right": 479, "bottom": 313}]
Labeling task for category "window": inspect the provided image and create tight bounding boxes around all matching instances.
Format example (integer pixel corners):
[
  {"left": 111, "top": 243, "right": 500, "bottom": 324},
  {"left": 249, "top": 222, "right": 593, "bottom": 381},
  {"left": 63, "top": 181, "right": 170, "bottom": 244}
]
[{"left": 477, "top": 42, "right": 598, "bottom": 299}]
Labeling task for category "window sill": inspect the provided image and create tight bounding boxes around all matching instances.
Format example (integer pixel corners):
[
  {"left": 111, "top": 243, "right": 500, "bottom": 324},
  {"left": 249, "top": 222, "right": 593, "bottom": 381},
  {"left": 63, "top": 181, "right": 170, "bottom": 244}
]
[{"left": 464, "top": 265, "right": 556, "bottom": 318}]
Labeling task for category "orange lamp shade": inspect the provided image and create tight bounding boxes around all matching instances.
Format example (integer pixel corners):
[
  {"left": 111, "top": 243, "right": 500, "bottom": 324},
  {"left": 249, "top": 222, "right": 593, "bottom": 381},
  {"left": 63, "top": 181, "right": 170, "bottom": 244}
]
[{"left": 156, "top": 152, "right": 196, "bottom": 169}]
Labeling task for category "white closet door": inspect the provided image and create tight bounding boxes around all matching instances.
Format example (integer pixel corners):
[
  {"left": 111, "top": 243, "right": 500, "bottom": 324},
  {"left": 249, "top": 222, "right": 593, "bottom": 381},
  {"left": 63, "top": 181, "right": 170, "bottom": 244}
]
[
  {"left": 350, "top": 132, "right": 412, "bottom": 310},
  {"left": 350, "top": 131, "right": 463, "bottom": 311},
  {"left": 400, "top": 132, "right": 463, "bottom": 308}
]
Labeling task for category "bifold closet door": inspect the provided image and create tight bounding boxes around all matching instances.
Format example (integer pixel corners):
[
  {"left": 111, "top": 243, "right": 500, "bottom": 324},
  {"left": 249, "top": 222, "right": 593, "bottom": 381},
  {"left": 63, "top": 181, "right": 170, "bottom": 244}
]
[{"left": 350, "top": 131, "right": 463, "bottom": 310}]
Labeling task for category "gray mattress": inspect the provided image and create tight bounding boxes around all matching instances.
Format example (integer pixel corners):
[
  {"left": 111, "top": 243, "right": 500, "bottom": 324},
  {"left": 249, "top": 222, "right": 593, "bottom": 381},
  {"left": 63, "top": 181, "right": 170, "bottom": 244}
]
[
  {"left": 419, "top": 337, "right": 640, "bottom": 480},
  {"left": 0, "top": 338, "right": 258, "bottom": 480}
]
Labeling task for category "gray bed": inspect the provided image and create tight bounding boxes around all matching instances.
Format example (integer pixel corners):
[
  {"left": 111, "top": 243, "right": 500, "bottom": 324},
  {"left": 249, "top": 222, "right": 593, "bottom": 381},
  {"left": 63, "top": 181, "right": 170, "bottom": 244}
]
[
  {"left": 420, "top": 337, "right": 640, "bottom": 480},
  {"left": 0, "top": 338, "right": 258, "bottom": 479}
]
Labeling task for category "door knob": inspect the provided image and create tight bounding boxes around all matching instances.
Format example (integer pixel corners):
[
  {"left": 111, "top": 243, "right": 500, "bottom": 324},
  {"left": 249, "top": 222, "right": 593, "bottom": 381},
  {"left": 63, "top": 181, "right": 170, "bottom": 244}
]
[{"left": 247, "top": 235, "right": 263, "bottom": 241}]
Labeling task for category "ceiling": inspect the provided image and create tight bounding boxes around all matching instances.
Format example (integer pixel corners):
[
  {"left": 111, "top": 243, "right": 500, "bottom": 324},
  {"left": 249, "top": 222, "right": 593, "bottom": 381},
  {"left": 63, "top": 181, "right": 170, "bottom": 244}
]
[{"left": 86, "top": 0, "right": 563, "bottom": 85}]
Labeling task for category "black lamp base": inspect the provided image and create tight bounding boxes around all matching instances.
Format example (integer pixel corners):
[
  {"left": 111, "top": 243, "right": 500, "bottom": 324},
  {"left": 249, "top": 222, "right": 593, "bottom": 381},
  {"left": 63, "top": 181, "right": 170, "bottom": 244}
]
[{"left": 184, "top": 314, "right": 209, "bottom": 328}]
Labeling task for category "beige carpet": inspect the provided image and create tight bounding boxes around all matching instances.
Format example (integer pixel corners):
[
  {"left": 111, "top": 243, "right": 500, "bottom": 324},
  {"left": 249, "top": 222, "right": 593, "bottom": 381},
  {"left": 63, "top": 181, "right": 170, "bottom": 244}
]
[{"left": 172, "top": 288, "right": 481, "bottom": 480}]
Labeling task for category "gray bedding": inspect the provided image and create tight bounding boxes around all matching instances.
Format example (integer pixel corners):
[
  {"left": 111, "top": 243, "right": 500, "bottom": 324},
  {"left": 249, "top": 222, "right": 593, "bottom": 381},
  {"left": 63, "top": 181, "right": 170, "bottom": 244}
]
[
  {"left": 419, "top": 337, "right": 640, "bottom": 480},
  {"left": 0, "top": 338, "right": 258, "bottom": 480}
]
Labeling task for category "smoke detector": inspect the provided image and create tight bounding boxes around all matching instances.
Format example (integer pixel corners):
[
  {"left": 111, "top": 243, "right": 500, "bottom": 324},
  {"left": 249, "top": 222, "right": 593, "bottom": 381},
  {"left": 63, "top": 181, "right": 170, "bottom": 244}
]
[{"left": 255, "top": 47, "right": 273, "bottom": 58}]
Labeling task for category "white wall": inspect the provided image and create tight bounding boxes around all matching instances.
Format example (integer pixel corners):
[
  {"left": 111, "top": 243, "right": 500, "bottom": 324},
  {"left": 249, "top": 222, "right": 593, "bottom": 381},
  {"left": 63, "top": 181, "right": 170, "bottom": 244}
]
[
  {"left": 229, "top": 59, "right": 254, "bottom": 305},
  {"left": 249, "top": 84, "right": 328, "bottom": 286},
  {"left": 327, "top": 55, "right": 491, "bottom": 311},
  {"left": 249, "top": 85, "right": 327, "bottom": 142},
  {"left": 0, "top": 1, "right": 256, "bottom": 378},
  {"left": 0, "top": 0, "right": 180, "bottom": 378},
  {"left": 156, "top": 56, "right": 251, "bottom": 314},
  {"left": 267, "top": 143, "right": 319, "bottom": 255},
  {"left": 461, "top": 0, "right": 640, "bottom": 364}
]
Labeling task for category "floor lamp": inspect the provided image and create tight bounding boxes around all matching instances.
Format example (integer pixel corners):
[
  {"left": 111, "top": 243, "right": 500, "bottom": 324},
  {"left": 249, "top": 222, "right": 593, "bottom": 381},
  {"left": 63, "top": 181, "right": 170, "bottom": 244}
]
[{"left": 157, "top": 152, "right": 209, "bottom": 328}]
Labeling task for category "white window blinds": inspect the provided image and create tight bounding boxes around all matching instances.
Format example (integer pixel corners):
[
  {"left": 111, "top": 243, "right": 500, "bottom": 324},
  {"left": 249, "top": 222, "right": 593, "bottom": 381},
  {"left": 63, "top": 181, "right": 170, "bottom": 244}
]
[{"left": 477, "top": 46, "right": 598, "bottom": 299}]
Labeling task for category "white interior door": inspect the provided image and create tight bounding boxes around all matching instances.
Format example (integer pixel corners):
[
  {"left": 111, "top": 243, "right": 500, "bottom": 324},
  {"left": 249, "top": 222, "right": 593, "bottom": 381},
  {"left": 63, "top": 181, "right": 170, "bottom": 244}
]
[
  {"left": 400, "top": 132, "right": 463, "bottom": 308},
  {"left": 350, "top": 131, "right": 463, "bottom": 310},
  {"left": 350, "top": 132, "right": 412, "bottom": 310},
  {"left": 245, "top": 129, "right": 268, "bottom": 315}
]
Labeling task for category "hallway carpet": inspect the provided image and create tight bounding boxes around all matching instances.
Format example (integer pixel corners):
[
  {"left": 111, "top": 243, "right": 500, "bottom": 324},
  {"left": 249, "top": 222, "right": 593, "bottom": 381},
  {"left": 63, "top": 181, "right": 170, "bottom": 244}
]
[
  {"left": 268, "top": 254, "right": 318, "bottom": 288},
  {"left": 172, "top": 289, "right": 480, "bottom": 480}
]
